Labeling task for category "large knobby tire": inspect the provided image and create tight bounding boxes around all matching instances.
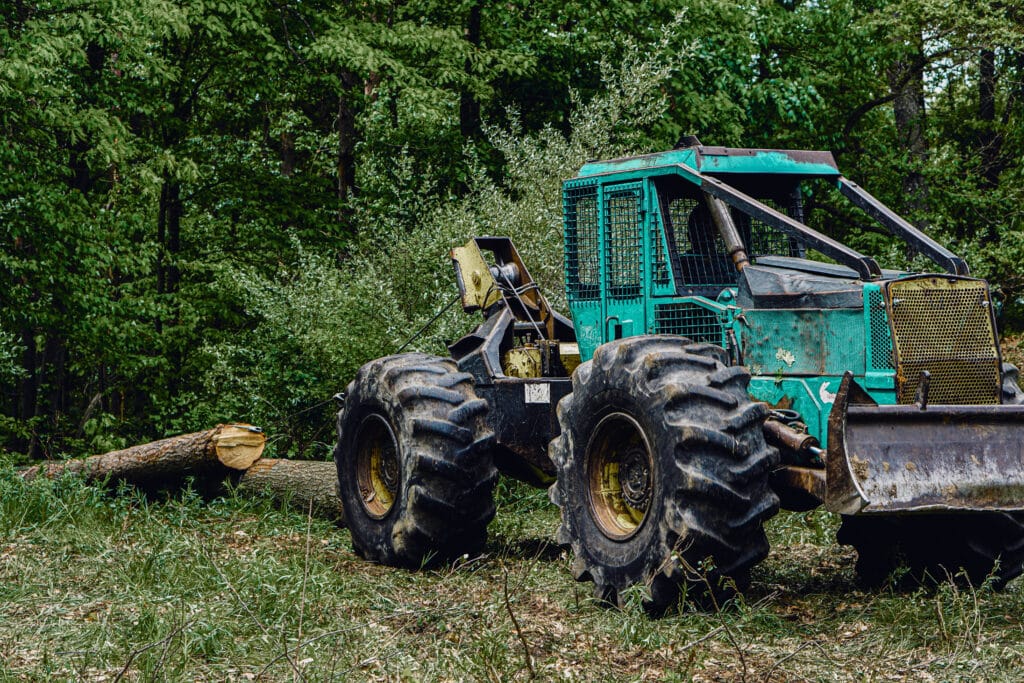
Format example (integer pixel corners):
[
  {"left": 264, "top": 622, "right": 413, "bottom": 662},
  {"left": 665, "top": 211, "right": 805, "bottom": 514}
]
[
  {"left": 548, "top": 336, "right": 780, "bottom": 613},
  {"left": 334, "top": 353, "right": 497, "bottom": 567},
  {"left": 838, "top": 512, "right": 1024, "bottom": 589},
  {"left": 1002, "top": 362, "right": 1024, "bottom": 404}
]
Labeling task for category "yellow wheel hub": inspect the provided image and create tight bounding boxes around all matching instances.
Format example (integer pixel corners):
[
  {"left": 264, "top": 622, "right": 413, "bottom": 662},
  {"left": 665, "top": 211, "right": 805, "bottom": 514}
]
[
  {"left": 586, "top": 412, "right": 653, "bottom": 540},
  {"left": 355, "top": 414, "right": 400, "bottom": 519}
]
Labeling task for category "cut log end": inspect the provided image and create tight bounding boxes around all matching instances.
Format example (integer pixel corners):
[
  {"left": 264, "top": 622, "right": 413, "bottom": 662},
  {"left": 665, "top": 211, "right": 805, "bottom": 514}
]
[{"left": 213, "top": 424, "right": 266, "bottom": 470}]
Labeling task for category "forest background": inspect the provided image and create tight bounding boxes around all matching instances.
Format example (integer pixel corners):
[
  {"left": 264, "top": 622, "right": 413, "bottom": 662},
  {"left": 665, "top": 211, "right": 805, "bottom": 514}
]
[{"left": 3, "top": 0, "right": 1024, "bottom": 461}]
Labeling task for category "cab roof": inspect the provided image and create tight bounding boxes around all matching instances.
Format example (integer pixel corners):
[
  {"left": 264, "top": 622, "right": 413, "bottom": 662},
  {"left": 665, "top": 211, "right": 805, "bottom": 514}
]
[{"left": 575, "top": 145, "right": 840, "bottom": 179}]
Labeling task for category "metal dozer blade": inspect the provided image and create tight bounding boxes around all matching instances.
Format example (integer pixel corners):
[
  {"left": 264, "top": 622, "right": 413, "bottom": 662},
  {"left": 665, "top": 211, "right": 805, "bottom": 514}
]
[{"left": 825, "top": 372, "right": 1024, "bottom": 515}]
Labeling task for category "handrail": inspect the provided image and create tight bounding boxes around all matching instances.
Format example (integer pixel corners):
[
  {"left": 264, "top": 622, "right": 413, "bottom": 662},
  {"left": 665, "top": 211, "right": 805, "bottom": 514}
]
[{"left": 837, "top": 177, "right": 969, "bottom": 276}]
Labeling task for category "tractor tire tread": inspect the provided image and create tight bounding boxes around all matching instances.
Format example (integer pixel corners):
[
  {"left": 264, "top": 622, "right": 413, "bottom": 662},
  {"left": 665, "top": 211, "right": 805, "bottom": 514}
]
[
  {"left": 549, "top": 335, "right": 778, "bottom": 614},
  {"left": 335, "top": 353, "right": 496, "bottom": 568}
]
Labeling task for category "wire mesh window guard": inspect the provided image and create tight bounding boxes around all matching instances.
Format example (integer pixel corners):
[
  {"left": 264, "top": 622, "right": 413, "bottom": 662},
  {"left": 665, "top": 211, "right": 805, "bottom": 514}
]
[
  {"left": 564, "top": 184, "right": 600, "bottom": 301},
  {"left": 604, "top": 186, "right": 643, "bottom": 299},
  {"left": 662, "top": 188, "right": 805, "bottom": 290}
]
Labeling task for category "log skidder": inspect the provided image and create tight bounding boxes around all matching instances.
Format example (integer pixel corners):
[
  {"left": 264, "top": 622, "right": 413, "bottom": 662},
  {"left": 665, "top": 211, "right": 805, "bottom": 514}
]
[
  {"left": 549, "top": 337, "right": 779, "bottom": 613},
  {"left": 334, "top": 141, "right": 1024, "bottom": 611},
  {"left": 334, "top": 353, "right": 498, "bottom": 567}
]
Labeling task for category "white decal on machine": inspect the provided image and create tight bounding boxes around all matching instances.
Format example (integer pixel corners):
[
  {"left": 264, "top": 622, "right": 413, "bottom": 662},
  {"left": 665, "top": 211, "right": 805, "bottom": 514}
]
[{"left": 525, "top": 384, "right": 550, "bottom": 404}]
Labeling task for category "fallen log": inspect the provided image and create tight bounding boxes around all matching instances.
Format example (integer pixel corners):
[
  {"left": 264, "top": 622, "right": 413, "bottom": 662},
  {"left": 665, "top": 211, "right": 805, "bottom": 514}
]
[
  {"left": 236, "top": 458, "right": 345, "bottom": 524},
  {"left": 19, "top": 426, "right": 346, "bottom": 525},
  {"left": 21, "top": 424, "right": 266, "bottom": 487}
]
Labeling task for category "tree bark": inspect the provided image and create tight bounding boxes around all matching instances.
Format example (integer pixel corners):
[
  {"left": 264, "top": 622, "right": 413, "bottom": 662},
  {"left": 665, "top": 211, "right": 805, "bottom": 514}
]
[
  {"left": 460, "top": 2, "right": 482, "bottom": 141},
  {"left": 887, "top": 39, "right": 928, "bottom": 219},
  {"left": 336, "top": 71, "right": 360, "bottom": 225},
  {"left": 19, "top": 428, "right": 348, "bottom": 525},
  {"left": 979, "top": 48, "right": 1000, "bottom": 189},
  {"left": 236, "top": 459, "right": 344, "bottom": 524},
  {"left": 21, "top": 424, "right": 265, "bottom": 488}
]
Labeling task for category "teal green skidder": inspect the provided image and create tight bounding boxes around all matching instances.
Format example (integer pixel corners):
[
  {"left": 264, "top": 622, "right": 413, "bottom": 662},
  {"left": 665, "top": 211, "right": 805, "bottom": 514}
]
[{"left": 334, "top": 139, "right": 1024, "bottom": 613}]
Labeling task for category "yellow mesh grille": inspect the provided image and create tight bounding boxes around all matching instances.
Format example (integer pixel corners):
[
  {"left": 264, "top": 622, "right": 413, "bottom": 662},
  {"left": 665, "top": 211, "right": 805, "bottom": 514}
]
[{"left": 885, "top": 277, "right": 1000, "bottom": 405}]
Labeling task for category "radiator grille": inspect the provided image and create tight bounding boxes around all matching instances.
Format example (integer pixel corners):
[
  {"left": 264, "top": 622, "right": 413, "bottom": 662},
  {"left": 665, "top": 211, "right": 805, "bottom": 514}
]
[
  {"left": 867, "top": 288, "right": 894, "bottom": 370},
  {"left": 886, "top": 277, "right": 999, "bottom": 404},
  {"left": 653, "top": 303, "right": 723, "bottom": 345}
]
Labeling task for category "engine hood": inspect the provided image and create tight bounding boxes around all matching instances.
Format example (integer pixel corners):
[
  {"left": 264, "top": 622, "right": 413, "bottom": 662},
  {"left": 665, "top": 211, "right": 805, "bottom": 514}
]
[{"left": 736, "top": 256, "right": 908, "bottom": 310}]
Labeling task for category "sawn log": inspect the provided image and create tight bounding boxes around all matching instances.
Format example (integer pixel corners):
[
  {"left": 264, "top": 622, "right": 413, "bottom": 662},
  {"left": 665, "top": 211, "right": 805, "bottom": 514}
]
[
  {"left": 236, "top": 458, "right": 345, "bottom": 523},
  {"left": 20, "top": 424, "right": 266, "bottom": 487}
]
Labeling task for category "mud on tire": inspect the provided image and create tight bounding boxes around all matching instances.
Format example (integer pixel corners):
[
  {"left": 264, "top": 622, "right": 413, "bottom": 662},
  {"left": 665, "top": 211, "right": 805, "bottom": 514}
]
[
  {"left": 548, "top": 336, "right": 780, "bottom": 613},
  {"left": 335, "top": 353, "right": 497, "bottom": 567}
]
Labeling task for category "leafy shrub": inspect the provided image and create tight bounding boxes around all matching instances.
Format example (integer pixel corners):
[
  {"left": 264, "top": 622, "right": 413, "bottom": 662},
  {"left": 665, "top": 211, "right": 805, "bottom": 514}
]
[{"left": 191, "top": 23, "right": 689, "bottom": 457}]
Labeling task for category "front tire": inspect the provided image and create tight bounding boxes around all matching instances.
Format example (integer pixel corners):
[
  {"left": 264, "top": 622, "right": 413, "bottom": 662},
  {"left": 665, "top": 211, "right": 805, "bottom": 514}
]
[
  {"left": 1002, "top": 362, "right": 1024, "bottom": 404},
  {"left": 335, "top": 353, "right": 497, "bottom": 567},
  {"left": 838, "top": 512, "right": 1024, "bottom": 589},
  {"left": 548, "top": 336, "right": 779, "bottom": 613}
]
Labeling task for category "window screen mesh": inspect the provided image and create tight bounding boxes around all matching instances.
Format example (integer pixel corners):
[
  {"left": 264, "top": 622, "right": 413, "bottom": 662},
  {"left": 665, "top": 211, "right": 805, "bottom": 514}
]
[
  {"left": 664, "top": 193, "right": 805, "bottom": 288},
  {"left": 604, "top": 185, "right": 642, "bottom": 299},
  {"left": 745, "top": 198, "right": 804, "bottom": 258},
  {"left": 564, "top": 184, "right": 600, "bottom": 301},
  {"left": 650, "top": 206, "right": 670, "bottom": 286},
  {"left": 667, "top": 197, "right": 736, "bottom": 287}
]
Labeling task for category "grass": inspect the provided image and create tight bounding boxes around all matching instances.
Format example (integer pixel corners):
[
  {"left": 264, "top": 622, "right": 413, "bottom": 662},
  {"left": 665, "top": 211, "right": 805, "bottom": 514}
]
[
  {"left": 3, "top": 334, "right": 1023, "bottom": 681},
  {"left": 1, "top": 469, "right": 1023, "bottom": 683}
]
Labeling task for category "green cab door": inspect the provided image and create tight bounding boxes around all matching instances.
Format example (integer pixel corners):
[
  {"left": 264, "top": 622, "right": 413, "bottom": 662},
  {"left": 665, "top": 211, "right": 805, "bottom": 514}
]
[{"left": 601, "top": 181, "right": 645, "bottom": 341}]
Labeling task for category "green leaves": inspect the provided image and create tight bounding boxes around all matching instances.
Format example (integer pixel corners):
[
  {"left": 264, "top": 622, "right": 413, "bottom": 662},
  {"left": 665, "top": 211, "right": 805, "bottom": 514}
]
[{"left": 3, "top": 0, "right": 1024, "bottom": 455}]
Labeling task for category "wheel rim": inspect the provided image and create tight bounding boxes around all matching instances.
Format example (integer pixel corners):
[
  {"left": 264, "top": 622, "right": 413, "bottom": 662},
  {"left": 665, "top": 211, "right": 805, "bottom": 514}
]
[
  {"left": 586, "top": 412, "right": 653, "bottom": 540},
  {"left": 355, "top": 413, "right": 400, "bottom": 519}
]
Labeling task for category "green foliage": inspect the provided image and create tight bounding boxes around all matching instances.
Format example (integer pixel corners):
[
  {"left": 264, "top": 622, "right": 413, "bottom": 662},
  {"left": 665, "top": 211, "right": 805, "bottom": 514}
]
[
  {"left": 188, "top": 26, "right": 687, "bottom": 455},
  {"left": 2, "top": 0, "right": 1024, "bottom": 453}
]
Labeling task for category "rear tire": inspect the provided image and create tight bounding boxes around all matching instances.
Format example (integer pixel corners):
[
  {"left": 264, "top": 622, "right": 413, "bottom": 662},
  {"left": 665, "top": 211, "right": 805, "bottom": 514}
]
[
  {"left": 548, "top": 336, "right": 779, "bottom": 614},
  {"left": 335, "top": 353, "right": 497, "bottom": 567},
  {"left": 838, "top": 512, "right": 1024, "bottom": 589},
  {"left": 1002, "top": 362, "right": 1024, "bottom": 404}
]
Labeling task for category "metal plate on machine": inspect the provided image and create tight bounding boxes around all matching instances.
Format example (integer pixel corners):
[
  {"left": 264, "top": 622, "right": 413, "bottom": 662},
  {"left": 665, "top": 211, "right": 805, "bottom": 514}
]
[
  {"left": 826, "top": 372, "right": 1024, "bottom": 514},
  {"left": 525, "top": 383, "right": 550, "bottom": 404}
]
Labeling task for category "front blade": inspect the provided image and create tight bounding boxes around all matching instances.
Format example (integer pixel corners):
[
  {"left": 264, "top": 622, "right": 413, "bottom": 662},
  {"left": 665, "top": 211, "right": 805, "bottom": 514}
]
[{"left": 826, "top": 372, "right": 1024, "bottom": 514}]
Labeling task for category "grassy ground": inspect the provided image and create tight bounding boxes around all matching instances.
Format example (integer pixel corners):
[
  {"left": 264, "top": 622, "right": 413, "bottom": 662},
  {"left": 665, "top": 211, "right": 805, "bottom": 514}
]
[
  {"left": 1, "top": 470, "right": 1022, "bottom": 683},
  {"left": 4, "top": 335, "right": 1024, "bottom": 682}
]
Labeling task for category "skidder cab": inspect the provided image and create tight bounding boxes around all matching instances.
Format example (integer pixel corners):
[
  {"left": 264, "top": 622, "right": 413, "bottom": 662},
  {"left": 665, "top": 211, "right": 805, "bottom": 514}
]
[{"left": 334, "top": 140, "right": 1024, "bottom": 614}]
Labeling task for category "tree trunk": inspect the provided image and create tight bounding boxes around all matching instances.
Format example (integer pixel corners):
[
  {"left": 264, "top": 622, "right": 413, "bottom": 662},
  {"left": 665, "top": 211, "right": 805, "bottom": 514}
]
[
  {"left": 21, "top": 424, "right": 265, "bottom": 488},
  {"left": 460, "top": 2, "right": 482, "bottom": 141},
  {"left": 336, "top": 71, "right": 360, "bottom": 225},
  {"left": 887, "top": 40, "right": 928, "bottom": 220},
  {"left": 979, "top": 48, "right": 1000, "bottom": 189},
  {"left": 236, "top": 459, "right": 344, "bottom": 524},
  {"left": 157, "top": 179, "right": 183, "bottom": 298},
  {"left": 19, "top": 429, "right": 348, "bottom": 525},
  {"left": 17, "top": 327, "right": 38, "bottom": 459}
]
